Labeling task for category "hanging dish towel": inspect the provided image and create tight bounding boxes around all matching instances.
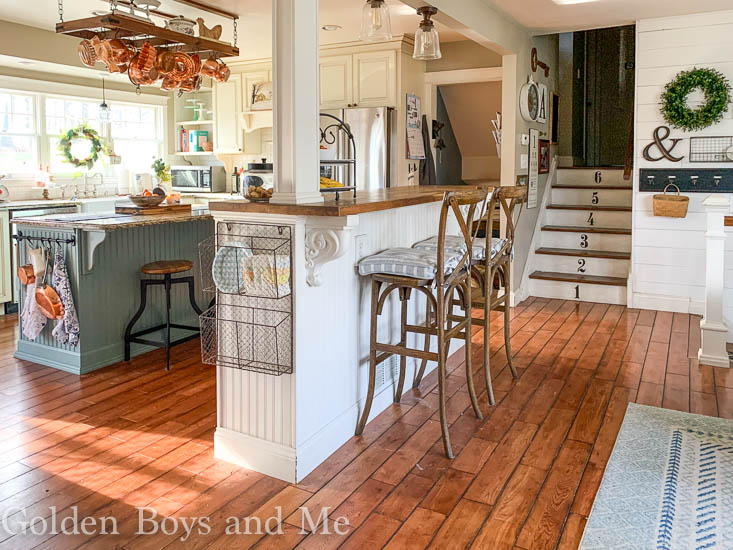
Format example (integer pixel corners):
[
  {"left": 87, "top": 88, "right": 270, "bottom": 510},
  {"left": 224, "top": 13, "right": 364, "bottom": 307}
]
[
  {"left": 51, "top": 247, "right": 80, "bottom": 347},
  {"left": 21, "top": 281, "right": 47, "bottom": 340}
]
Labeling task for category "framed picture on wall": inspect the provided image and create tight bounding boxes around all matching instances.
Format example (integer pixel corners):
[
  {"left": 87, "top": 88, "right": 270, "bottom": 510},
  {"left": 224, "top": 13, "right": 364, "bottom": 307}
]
[{"left": 539, "top": 139, "right": 551, "bottom": 174}]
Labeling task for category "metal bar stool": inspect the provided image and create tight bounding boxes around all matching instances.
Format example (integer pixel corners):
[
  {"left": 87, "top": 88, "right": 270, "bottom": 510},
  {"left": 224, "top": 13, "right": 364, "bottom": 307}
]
[
  {"left": 356, "top": 189, "right": 488, "bottom": 458},
  {"left": 124, "top": 260, "right": 203, "bottom": 371}
]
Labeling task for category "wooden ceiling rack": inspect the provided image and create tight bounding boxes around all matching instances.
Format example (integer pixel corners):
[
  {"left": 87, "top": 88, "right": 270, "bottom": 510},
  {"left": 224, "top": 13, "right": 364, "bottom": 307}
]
[{"left": 56, "top": 13, "right": 239, "bottom": 57}]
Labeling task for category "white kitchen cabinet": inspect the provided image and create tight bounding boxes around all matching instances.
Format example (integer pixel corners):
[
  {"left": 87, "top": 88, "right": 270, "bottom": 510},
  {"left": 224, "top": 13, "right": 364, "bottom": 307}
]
[
  {"left": 353, "top": 51, "right": 396, "bottom": 108},
  {"left": 319, "top": 55, "right": 354, "bottom": 109},
  {"left": 214, "top": 74, "right": 243, "bottom": 154},
  {"left": 0, "top": 210, "right": 11, "bottom": 305}
]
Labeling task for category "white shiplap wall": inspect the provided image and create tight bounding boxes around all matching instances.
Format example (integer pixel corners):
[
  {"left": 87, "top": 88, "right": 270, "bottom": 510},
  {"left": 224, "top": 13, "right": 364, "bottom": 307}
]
[{"left": 632, "top": 11, "right": 733, "bottom": 332}]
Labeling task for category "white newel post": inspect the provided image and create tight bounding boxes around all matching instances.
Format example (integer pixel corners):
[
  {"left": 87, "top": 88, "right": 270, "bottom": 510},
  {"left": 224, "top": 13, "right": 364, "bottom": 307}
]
[
  {"left": 699, "top": 195, "right": 731, "bottom": 369},
  {"left": 270, "top": 0, "right": 323, "bottom": 205}
]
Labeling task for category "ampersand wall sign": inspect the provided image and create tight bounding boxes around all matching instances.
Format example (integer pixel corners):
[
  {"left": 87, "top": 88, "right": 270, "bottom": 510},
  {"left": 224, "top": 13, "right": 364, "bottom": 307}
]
[{"left": 643, "top": 125, "right": 684, "bottom": 162}]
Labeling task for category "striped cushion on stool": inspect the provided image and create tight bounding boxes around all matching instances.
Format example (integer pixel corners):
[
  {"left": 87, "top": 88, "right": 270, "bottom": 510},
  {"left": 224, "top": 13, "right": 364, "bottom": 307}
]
[
  {"left": 413, "top": 236, "right": 507, "bottom": 261},
  {"left": 358, "top": 247, "right": 461, "bottom": 279}
]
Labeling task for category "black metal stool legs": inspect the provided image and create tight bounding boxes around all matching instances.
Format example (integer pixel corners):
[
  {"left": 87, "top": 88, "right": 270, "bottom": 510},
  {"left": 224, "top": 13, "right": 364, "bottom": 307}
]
[{"left": 124, "top": 274, "right": 202, "bottom": 371}]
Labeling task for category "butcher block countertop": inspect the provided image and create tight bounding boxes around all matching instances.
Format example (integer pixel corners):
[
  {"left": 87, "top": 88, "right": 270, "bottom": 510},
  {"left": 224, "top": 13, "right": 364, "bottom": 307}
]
[{"left": 209, "top": 183, "right": 499, "bottom": 217}]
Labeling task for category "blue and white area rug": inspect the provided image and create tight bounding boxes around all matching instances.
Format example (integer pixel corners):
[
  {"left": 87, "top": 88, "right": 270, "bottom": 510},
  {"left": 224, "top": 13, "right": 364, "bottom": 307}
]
[{"left": 580, "top": 403, "right": 733, "bottom": 550}]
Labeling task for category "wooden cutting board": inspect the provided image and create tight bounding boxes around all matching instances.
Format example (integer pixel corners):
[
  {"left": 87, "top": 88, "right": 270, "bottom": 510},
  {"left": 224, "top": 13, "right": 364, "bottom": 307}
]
[{"left": 115, "top": 203, "right": 192, "bottom": 216}]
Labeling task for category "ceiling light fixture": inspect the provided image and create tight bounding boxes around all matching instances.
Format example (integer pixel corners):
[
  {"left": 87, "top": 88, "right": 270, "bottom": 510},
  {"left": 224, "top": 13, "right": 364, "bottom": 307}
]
[
  {"left": 359, "top": 0, "right": 392, "bottom": 42},
  {"left": 99, "top": 77, "right": 111, "bottom": 122},
  {"left": 322, "top": 24, "right": 342, "bottom": 31},
  {"left": 412, "top": 6, "right": 442, "bottom": 60}
]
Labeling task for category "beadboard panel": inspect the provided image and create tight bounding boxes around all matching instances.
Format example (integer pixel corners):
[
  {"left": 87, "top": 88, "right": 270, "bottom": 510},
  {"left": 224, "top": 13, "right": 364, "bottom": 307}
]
[
  {"left": 214, "top": 201, "right": 469, "bottom": 481},
  {"left": 17, "top": 219, "right": 214, "bottom": 374},
  {"left": 631, "top": 11, "right": 733, "bottom": 334}
]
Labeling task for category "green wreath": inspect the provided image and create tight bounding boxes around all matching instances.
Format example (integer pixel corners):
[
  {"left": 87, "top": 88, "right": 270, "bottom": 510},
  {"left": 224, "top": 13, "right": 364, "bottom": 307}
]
[
  {"left": 661, "top": 68, "right": 731, "bottom": 131},
  {"left": 58, "top": 125, "right": 108, "bottom": 170}
]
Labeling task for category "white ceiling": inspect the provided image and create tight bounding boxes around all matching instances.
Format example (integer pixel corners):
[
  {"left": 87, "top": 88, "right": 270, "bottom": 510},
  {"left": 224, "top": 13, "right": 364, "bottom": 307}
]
[
  {"left": 0, "top": 0, "right": 464, "bottom": 61},
  {"left": 483, "top": 0, "right": 733, "bottom": 33}
]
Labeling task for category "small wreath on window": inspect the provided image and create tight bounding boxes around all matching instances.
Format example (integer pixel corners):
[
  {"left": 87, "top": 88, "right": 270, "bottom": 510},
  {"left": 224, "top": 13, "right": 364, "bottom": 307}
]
[
  {"left": 58, "top": 125, "right": 108, "bottom": 169},
  {"left": 661, "top": 68, "right": 731, "bottom": 131}
]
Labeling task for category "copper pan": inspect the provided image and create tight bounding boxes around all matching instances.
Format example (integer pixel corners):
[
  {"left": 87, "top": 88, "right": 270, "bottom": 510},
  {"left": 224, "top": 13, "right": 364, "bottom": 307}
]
[
  {"left": 17, "top": 265, "right": 35, "bottom": 285},
  {"left": 35, "top": 284, "right": 64, "bottom": 320}
]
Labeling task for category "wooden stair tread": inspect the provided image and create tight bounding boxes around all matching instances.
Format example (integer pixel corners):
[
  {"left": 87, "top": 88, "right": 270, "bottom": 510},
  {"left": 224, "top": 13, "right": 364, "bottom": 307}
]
[
  {"left": 546, "top": 204, "right": 632, "bottom": 212},
  {"left": 553, "top": 184, "right": 632, "bottom": 190},
  {"left": 558, "top": 166, "right": 624, "bottom": 170},
  {"left": 541, "top": 225, "right": 631, "bottom": 235},
  {"left": 529, "top": 271, "right": 628, "bottom": 286},
  {"left": 535, "top": 248, "right": 631, "bottom": 260}
]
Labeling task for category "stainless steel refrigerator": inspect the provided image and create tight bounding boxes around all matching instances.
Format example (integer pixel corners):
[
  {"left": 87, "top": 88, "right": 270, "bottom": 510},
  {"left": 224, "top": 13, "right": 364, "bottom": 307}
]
[{"left": 320, "top": 107, "right": 393, "bottom": 191}]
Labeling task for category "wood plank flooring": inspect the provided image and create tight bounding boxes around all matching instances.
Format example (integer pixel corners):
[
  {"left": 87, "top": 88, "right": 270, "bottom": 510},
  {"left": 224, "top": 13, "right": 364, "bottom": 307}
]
[{"left": 0, "top": 299, "right": 730, "bottom": 549}]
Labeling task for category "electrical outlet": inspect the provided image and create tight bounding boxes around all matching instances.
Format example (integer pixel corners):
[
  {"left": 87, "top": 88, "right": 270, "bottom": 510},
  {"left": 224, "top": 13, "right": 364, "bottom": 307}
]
[
  {"left": 521, "top": 133, "right": 529, "bottom": 145},
  {"left": 520, "top": 154, "right": 528, "bottom": 169},
  {"left": 354, "top": 234, "right": 367, "bottom": 264}
]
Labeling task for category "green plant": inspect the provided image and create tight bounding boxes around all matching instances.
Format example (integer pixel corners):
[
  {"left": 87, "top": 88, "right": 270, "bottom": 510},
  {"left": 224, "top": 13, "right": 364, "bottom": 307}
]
[
  {"left": 661, "top": 67, "right": 731, "bottom": 131},
  {"left": 58, "top": 125, "right": 108, "bottom": 170},
  {"left": 152, "top": 158, "right": 171, "bottom": 182}
]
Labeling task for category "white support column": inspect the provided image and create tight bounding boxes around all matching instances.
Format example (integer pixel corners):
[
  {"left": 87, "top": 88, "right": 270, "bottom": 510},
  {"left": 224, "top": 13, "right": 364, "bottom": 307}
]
[
  {"left": 699, "top": 195, "right": 731, "bottom": 369},
  {"left": 271, "top": 0, "right": 324, "bottom": 205}
]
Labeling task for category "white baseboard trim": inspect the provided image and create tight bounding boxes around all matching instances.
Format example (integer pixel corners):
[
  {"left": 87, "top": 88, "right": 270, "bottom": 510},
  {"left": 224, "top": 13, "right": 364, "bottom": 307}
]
[
  {"left": 214, "top": 427, "right": 297, "bottom": 483},
  {"left": 698, "top": 350, "right": 731, "bottom": 369},
  {"left": 631, "top": 292, "right": 696, "bottom": 314}
]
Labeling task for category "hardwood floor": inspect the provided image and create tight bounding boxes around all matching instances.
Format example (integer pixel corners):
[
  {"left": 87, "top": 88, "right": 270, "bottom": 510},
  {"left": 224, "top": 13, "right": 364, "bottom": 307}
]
[{"left": 0, "top": 299, "right": 730, "bottom": 549}]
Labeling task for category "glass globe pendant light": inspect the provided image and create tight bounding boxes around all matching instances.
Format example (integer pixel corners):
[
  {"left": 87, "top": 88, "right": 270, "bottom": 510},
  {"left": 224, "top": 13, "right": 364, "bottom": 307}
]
[
  {"left": 413, "top": 6, "right": 442, "bottom": 60},
  {"left": 99, "top": 77, "right": 111, "bottom": 122},
  {"left": 359, "top": 0, "right": 392, "bottom": 42}
]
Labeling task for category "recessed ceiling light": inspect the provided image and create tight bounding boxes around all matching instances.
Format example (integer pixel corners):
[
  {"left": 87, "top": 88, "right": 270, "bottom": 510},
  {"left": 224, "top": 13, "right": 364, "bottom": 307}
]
[{"left": 322, "top": 25, "right": 342, "bottom": 31}]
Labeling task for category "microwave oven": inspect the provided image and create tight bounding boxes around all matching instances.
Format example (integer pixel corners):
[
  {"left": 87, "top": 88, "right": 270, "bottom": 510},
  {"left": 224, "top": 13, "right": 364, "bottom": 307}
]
[{"left": 171, "top": 165, "right": 226, "bottom": 193}]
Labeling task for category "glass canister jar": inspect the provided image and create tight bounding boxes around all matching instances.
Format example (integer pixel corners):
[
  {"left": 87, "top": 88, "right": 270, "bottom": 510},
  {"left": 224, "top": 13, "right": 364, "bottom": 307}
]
[{"left": 243, "top": 158, "right": 274, "bottom": 202}]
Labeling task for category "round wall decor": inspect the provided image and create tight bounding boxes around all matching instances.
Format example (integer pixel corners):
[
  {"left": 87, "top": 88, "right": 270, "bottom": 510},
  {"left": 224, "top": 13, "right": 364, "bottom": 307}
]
[
  {"left": 661, "top": 68, "right": 731, "bottom": 132},
  {"left": 58, "top": 125, "right": 108, "bottom": 169},
  {"left": 520, "top": 78, "right": 539, "bottom": 122}
]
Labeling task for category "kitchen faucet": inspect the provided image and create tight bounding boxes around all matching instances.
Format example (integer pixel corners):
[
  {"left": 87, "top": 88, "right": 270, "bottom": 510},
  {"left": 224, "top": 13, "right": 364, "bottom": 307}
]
[{"left": 84, "top": 173, "right": 104, "bottom": 198}]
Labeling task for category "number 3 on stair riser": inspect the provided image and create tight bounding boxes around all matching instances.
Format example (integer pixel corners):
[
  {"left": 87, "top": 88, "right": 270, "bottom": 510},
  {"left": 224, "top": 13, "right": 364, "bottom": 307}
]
[{"left": 580, "top": 234, "right": 588, "bottom": 248}]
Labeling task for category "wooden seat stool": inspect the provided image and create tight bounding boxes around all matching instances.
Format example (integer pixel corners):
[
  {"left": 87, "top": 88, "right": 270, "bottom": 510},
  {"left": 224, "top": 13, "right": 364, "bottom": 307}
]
[{"left": 124, "top": 260, "right": 203, "bottom": 371}]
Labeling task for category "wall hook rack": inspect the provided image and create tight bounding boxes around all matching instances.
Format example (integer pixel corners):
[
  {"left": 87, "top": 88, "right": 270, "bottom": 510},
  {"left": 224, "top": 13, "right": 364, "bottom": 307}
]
[{"left": 12, "top": 231, "right": 76, "bottom": 247}]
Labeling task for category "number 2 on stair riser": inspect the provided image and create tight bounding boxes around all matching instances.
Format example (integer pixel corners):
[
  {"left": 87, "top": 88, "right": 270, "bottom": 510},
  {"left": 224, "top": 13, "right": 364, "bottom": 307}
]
[
  {"left": 578, "top": 259, "right": 586, "bottom": 273},
  {"left": 580, "top": 234, "right": 588, "bottom": 248}
]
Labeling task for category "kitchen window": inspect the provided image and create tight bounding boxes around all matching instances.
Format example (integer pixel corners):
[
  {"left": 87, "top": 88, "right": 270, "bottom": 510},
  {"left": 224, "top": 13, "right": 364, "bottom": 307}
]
[
  {"left": 0, "top": 92, "right": 38, "bottom": 174},
  {"left": 0, "top": 88, "right": 165, "bottom": 179}
]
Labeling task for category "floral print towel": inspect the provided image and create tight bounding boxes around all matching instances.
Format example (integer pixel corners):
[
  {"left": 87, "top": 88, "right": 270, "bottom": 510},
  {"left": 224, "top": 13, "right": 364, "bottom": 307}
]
[{"left": 51, "top": 247, "right": 79, "bottom": 347}]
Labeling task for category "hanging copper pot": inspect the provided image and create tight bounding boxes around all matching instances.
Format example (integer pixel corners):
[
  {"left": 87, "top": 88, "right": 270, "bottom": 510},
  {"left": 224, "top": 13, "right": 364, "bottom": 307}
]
[
  {"left": 161, "top": 75, "right": 179, "bottom": 91},
  {"left": 200, "top": 57, "right": 219, "bottom": 78},
  {"left": 136, "top": 42, "right": 157, "bottom": 73},
  {"left": 169, "top": 52, "right": 196, "bottom": 82},
  {"left": 129, "top": 53, "right": 158, "bottom": 86},
  {"left": 191, "top": 54, "right": 202, "bottom": 75},
  {"left": 214, "top": 62, "right": 231, "bottom": 83},
  {"left": 78, "top": 39, "right": 98, "bottom": 67},
  {"left": 154, "top": 51, "right": 176, "bottom": 75},
  {"left": 35, "top": 284, "right": 64, "bottom": 320},
  {"left": 179, "top": 74, "right": 202, "bottom": 93},
  {"left": 17, "top": 264, "right": 35, "bottom": 285},
  {"left": 109, "top": 39, "right": 132, "bottom": 65}
]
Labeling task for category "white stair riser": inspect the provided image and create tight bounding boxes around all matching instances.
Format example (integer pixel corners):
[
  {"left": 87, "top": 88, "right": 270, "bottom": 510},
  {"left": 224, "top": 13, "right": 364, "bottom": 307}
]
[
  {"left": 529, "top": 279, "right": 627, "bottom": 305},
  {"left": 552, "top": 188, "right": 632, "bottom": 207},
  {"left": 556, "top": 169, "right": 626, "bottom": 186},
  {"left": 545, "top": 210, "right": 632, "bottom": 229},
  {"left": 541, "top": 231, "right": 631, "bottom": 252},
  {"left": 534, "top": 255, "right": 630, "bottom": 278}
]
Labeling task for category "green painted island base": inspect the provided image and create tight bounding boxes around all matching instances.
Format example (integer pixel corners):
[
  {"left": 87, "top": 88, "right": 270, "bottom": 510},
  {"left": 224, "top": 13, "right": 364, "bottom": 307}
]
[{"left": 15, "top": 218, "right": 214, "bottom": 375}]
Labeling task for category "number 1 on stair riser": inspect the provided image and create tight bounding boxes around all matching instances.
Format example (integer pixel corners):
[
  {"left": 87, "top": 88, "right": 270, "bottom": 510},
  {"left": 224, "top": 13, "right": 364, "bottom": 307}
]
[{"left": 574, "top": 284, "right": 580, "bottom": 300}]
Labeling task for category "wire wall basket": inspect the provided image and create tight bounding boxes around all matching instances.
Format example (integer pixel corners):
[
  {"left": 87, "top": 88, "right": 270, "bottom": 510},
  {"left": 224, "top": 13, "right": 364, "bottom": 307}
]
[
  {"left": 200, "top": 222, "right": 292, "bottom": 299},
  {"left": 199, "top": 221, "right": 294, "bottom": 375},
  {"left": 689, "top": 136, "right": 733, "bottom": 163},
  {"left": 200, "top": 302, "right": 292, "bottom": 375}
]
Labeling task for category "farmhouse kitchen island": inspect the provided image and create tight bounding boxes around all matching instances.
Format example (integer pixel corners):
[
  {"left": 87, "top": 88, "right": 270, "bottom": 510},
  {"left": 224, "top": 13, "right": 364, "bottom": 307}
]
[
  {"left": 13, "top": 210, "right": 214, "bottom": 374},
  {"left": 206, "top": 185, "right": 496, "bottom": 482}
]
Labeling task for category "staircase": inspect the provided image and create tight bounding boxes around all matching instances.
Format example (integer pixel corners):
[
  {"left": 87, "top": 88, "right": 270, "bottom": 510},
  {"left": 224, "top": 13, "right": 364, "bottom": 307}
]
[{"left": 528, "top": 168, "right": 632, "bottom": 305}]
